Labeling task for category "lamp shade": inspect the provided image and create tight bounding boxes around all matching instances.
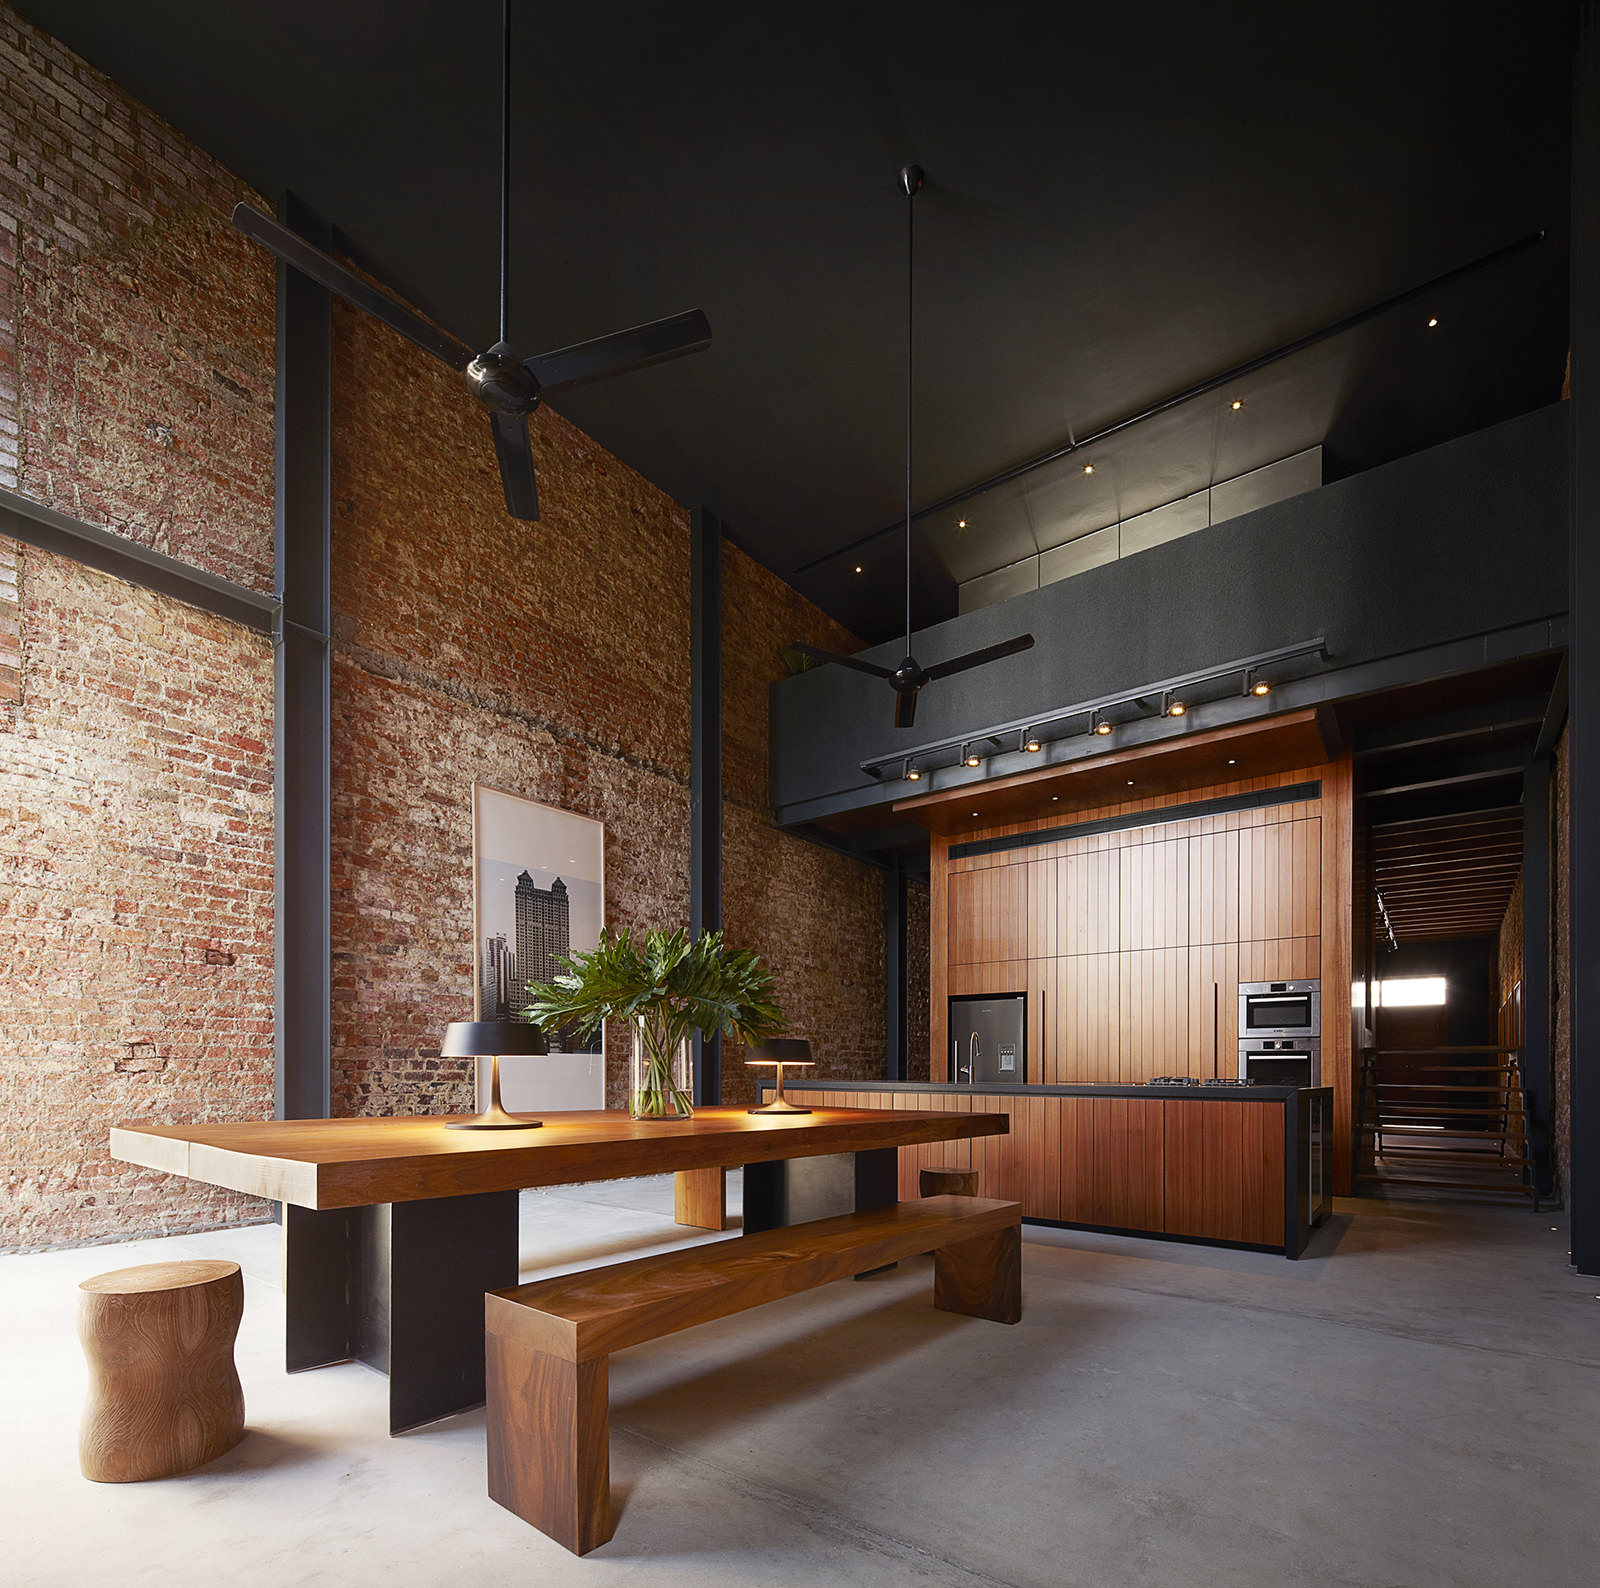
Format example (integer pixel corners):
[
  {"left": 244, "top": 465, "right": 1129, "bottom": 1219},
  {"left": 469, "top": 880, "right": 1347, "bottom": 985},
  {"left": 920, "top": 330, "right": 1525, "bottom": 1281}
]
[
  {"left": 747, "top": 1038, "right": 813, "bottom": 1062},
  {"left": 440, "top": 1020, "right": 549, "bottom": 1058}
]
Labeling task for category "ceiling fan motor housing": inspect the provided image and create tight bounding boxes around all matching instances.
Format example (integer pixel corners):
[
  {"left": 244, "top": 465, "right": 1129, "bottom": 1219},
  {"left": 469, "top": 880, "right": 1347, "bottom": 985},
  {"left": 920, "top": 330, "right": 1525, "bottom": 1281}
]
[{"left": 466, "top": 342, "right": 542, "bottom": 414}]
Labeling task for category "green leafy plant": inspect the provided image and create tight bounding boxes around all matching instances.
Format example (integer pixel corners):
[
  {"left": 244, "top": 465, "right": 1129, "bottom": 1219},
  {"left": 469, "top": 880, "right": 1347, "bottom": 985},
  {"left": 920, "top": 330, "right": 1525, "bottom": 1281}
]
[{"left": 524, "top": 928, "right": 785, "bottom": 1117}]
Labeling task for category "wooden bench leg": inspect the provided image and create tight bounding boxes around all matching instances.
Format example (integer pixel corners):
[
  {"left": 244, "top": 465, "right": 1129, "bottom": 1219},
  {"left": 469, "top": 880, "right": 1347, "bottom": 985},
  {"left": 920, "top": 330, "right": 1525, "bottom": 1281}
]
[
  {"left": 933, "top": 1224, "right": 1022, "bottom": 1325},
  {"left": 486, "top": 1334, "right": 612, "bottom": 1555},
  {"left": 674, "top": 1167, "right": 729, "bottom": 1230}
]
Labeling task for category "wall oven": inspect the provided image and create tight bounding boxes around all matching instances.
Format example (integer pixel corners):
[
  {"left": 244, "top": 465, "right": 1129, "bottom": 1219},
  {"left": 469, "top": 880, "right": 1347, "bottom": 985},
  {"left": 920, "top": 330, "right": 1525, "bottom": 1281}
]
[
  {"left": 1238, "top": 1037, "right": 1320, "bottom": 1088},
  {"left": 1238, "top": 979, "right": 1320, "bottom": 1041}
]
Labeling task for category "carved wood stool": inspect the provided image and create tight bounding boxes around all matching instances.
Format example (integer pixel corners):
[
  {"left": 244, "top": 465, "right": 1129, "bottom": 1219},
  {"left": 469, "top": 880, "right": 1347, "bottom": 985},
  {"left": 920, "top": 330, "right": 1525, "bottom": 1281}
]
[
  {"left": 920, "top": 1167, "right": 980, "bottom": 1197},
  {"left": 77, "top": 1259, "right": 246, "bottom": 1482}
]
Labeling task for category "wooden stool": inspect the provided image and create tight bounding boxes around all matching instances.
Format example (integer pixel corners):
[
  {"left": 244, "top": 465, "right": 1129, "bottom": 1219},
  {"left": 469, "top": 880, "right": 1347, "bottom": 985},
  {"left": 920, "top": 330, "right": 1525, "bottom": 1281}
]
[
  {"left": 920, "top": 1167, "right": 980, "bottom": 1197},
  {"left": 77, "top": 1259, "right": 245, "bottom": 1482}
]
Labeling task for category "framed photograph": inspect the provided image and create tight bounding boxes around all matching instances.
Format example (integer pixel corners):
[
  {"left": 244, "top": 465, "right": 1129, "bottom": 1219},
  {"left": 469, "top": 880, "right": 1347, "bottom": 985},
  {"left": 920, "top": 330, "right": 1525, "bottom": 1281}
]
[{"left": 472, "top": 782, "right": 606, "bottom": 1111}]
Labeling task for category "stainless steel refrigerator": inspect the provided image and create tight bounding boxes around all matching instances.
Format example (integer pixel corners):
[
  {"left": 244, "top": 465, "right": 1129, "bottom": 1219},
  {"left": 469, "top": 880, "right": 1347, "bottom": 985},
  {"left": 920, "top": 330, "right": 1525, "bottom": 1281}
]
[{"left": 948, "top": 994, "right": 1027, "bottom": 1084}]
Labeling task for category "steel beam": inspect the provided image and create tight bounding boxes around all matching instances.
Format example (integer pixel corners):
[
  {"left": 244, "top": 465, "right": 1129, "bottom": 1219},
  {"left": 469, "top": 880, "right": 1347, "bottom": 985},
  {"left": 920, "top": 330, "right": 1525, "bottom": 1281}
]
[
  {"left": 690, "top": 505, "right": 723, "bottom": 1104},
  {"left": 1521, "top": 758, "right": 1556, "bottom": 1196},
  {"left": 274, "top": 193, "right": 333, "bottom": 1122},
  {"left": 0, "top": 484, "right": 276, "bottom": 632},
  {"left": 1571, "top": 2, "right": 1600, "bottom": 1270}
]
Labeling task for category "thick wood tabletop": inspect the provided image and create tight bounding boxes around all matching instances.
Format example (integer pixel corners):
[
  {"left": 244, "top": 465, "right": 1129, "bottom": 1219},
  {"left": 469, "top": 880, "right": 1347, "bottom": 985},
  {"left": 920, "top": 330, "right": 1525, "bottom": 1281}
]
[{"left": 110, "top": 1106, "right": 1009, "bottom": 1210}]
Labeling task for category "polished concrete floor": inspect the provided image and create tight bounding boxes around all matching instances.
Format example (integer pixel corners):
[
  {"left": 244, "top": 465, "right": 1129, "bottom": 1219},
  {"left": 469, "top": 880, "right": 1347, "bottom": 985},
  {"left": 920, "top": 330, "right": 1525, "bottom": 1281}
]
[{"left": 2, "top": 1177, "right": 1595, "bottom": 1588}]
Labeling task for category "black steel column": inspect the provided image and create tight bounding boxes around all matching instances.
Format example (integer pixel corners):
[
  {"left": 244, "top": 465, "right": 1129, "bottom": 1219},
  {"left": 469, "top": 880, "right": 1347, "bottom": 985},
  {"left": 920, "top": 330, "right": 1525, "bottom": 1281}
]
[
  {"left": 1523, "top": 758, "right": 1553, "bottom": 1197},
  {"left": 274, "top": 192, "right": 333, "bottom": 1121},
  {"left": 1571, "top": 2, "right": 1600, "bottom": 1272},
  {"left": 884, "top": 862, "right": 908, "bottom": 1079},
  {"left": 690, "top": 505, "right": 723, "bottom": 1104}
]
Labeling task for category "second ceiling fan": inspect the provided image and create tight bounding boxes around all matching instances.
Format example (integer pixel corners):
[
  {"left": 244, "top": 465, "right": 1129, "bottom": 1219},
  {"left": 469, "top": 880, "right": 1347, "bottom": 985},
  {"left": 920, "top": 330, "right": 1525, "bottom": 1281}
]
[
  {"left": 793, "top": 166, "right": 1032, "bottom": 729},
  {"left": 232, "top": 0, "right": 710, "bottom": 522}
]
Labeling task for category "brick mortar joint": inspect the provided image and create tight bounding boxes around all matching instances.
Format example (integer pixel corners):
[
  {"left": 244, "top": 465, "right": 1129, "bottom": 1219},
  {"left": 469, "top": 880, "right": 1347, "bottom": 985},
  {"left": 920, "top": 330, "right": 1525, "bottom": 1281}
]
[{"left": 333, "top": 636, "right": 776, "bottom": 822}]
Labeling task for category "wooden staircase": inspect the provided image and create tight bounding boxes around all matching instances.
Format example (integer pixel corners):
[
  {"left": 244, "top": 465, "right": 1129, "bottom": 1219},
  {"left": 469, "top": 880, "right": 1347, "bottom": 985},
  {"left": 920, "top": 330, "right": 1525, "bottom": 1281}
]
[{"left": 1357, "top": 1046, "right": 1537, "bottom": 1203}]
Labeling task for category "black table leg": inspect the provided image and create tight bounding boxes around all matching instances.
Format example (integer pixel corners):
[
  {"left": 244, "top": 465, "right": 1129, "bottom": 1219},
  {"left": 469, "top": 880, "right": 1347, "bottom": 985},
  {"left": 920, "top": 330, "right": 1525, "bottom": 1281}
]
[
  {"left": 283, "top": 1190, "right": 520, "bottom": 1434},
  {"left": 743, "top": 1148, "right": 898, "bottom": 1230}
]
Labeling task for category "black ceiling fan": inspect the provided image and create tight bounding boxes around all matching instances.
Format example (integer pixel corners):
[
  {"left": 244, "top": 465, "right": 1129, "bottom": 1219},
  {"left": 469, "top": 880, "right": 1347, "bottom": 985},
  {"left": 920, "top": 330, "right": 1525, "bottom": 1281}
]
[
  {"left": 231, "top": 0, "right": 710, "bottom": 522},
  {"left": 791, "top": 165, "right": 1032, "bottom": 729}
]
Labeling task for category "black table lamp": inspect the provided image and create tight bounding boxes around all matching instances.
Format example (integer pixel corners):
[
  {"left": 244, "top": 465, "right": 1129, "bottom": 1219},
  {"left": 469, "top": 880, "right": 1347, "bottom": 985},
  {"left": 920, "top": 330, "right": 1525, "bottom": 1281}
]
[
  {"left": 745, "top": 1038, "right": 815, "bottom": 1115},
  {"left": 441, "top": 1019, "right": 549, "bottom": 1130}
]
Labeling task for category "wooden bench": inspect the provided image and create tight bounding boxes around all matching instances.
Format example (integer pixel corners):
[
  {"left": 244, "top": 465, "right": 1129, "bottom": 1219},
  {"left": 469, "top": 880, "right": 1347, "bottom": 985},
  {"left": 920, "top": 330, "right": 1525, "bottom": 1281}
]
[{"left": 485, "top": 1194, "right": 1022, "bottom": 1554}]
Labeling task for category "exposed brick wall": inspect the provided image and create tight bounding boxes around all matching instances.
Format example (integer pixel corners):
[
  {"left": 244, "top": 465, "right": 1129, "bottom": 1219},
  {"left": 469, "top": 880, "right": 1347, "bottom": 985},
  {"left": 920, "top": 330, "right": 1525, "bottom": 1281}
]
[
  {"left": 907, "top": 877, "right": 931, "bottom": 1079},
  {"left": 0, "top": 9, "right": 277, "bottom": 1249},
  {"left": 0, "top": 538, "right": 19, "bottom": 707},
  {"left": 2, "top": 9, "right": 890, "bottom": 1244},
  {"left": 325, "top": 302, "right": 885, "bottom": 1114},
  {"left": 0, "top": 553, "right": 275, "bottom": 1248}
]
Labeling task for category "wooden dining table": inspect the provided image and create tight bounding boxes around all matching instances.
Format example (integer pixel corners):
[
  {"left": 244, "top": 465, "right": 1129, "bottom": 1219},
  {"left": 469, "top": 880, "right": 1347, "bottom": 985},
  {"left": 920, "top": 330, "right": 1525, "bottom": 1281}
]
[{"left": 112, "top": 1105, "right": 1007, "bottom": 1433}]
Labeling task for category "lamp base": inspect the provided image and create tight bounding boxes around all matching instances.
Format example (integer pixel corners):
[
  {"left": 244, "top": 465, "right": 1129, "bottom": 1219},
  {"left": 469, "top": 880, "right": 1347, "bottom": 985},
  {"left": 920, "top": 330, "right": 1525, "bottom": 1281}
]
[
  {"left": 447, "top": 1117, "right": 544, "bottom": 1130},
  {"left": 748, "top": 1099, "right": 812, "bottom": 1115},
  {"left": 447, "top": 1102, "right": 543, "bottom": 1131}
]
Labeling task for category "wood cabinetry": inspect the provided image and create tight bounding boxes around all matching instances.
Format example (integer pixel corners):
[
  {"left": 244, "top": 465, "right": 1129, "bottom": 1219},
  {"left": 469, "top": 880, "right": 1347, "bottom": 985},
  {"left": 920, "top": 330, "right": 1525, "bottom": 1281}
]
[
  {"left": 786, "top": 1083, "right": 1328, "bottom": 1257},
  {"left": 929, "top": 755, "right": 1354, "bottom": 1194}
]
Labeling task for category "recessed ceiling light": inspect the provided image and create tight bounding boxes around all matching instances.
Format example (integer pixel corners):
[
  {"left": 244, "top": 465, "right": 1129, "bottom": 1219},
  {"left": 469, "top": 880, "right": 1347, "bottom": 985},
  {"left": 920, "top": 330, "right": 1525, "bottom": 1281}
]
[
  {"left": 854, "top": 565, "right": 862, "bottom": 573},
  {"left": 972, "top": 810, "right": 979, "bottom": 817},
  {"left": 1230, "top": 399, "right": 1242, "bottom": 411},
  {"left": 1427, "top": 317, "right": 1438, "bottom": 327},
  {"left": 1227, "top": 758, "right": 1237, "bottom": 765},
  {"left": 1051, "top": 795, "right": 1059, "bottom": 801},
  {"left": 1127, "top": 780, "right": 1135, "bottom": 786},
  {"left": 957, "top": 518, "right": 967, "bottom": 528},
  {"left": 1083, "top": 463, "right": 1094, "bottom": 475}
]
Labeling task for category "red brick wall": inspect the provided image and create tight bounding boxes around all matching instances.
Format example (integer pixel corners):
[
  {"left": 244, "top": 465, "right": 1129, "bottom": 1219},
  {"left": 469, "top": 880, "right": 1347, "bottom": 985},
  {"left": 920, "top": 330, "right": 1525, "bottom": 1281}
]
[
  {"left": 1, "top": 10, "right": 890, "bottom": 1245},
  {"left": 0, "top": 10, "right": 277, "bottom": 1249},
  {"left": 324, "top": 303, "right": 884, "bottom": 1114}
]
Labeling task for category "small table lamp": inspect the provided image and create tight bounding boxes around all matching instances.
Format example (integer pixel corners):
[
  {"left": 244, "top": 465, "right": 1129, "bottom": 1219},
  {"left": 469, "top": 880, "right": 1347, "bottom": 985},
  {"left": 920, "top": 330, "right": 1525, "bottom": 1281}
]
[
  {"left": 441, "top": 1019, "right": 549, "bottom": 1130},
  {"left": 746, "top": 1038, "right": 815, "bottom": 1115}
]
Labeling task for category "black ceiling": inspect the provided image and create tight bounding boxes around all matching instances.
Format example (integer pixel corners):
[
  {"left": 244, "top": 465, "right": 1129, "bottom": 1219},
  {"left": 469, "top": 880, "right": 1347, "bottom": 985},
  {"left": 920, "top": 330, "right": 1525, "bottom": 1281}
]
[{"left": 16, "top": 1, "right": 1574, "bottom": 642}]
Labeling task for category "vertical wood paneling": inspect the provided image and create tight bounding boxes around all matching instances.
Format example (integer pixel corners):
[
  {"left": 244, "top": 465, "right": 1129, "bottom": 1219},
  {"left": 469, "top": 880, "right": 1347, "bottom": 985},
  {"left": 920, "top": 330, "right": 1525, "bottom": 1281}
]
[
  {"left": 1201, "top": 1100, "right": 1245, "bottom": 1244},
  {"left": 1095, "top": 1098, "right": 1130, "bottom": 1227},
  {"left": 1322, "top": 753, "right": 1355, "bottom": 1196},
  {"left": 1163, "top": 1099, "right": 1204, "bottom": 1236},
  {"left": 939, "top": 764, "right": 1347, "bottom": 1166},
  {"left": 1127, "top": 1099, "right": 1163, "bottom": 1228},
  {"left": 1067, "top": 847, "right": 1120, "bottom": 953}
]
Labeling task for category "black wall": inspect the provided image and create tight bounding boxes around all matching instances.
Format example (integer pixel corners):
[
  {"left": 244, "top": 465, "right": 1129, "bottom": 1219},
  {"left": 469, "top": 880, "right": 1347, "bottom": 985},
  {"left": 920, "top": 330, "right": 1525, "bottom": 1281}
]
[{"left": 772, "top": 402, "right": 1569, "bottom": 821}]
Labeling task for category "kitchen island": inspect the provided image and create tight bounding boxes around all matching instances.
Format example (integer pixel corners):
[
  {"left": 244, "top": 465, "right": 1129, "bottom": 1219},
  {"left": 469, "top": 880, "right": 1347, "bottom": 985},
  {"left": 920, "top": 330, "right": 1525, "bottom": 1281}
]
[{"left": 775, "top": 1080, "right": 1332, "bottom": 1258}]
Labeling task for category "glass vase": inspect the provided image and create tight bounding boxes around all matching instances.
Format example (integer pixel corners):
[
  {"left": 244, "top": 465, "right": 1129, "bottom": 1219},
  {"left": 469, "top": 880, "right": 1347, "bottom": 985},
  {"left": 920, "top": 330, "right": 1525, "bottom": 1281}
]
[{"left": 629, "top": 1019, "right": 694, "bottom": 1120}]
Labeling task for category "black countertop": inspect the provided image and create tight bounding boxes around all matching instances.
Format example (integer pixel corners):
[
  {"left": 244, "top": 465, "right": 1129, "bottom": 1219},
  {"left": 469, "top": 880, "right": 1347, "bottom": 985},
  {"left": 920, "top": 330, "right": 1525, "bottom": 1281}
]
[{"left": 782, "top": 1079, "right": 1320, "bottom": 1103}]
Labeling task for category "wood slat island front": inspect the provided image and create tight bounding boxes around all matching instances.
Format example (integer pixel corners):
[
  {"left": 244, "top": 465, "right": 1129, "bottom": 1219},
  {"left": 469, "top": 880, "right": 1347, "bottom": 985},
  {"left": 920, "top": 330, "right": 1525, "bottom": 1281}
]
[{"left": 776, "top": 1082, "right": 1331, "bottom": 1258}]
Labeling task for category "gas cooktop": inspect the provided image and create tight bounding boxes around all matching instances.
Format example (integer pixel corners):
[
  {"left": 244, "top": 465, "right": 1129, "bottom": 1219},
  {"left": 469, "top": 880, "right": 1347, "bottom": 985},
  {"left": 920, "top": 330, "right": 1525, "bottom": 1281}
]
[{"left": 1144, "top": 1077, "right": 1260, "bottom": 1087}]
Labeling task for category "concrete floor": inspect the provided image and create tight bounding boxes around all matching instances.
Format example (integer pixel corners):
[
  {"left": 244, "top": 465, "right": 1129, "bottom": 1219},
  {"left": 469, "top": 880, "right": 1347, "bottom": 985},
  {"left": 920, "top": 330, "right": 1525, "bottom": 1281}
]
[{"left": 2, "top": 1177, "right": 1595, "bottom": 1588}]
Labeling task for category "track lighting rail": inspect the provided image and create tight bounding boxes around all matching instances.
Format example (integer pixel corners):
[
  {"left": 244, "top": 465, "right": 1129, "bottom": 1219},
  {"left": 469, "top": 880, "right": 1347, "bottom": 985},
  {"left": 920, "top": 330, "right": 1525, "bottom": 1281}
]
[{"left": 859, "top": 637, "right": 1327, "bottom": 781}]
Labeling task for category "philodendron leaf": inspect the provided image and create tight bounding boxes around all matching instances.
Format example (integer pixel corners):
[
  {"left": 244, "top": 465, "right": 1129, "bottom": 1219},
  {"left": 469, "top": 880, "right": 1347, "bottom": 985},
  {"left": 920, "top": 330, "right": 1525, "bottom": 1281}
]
[{"left": 522, "top": 926, "right": 786, "bottom": 1051}]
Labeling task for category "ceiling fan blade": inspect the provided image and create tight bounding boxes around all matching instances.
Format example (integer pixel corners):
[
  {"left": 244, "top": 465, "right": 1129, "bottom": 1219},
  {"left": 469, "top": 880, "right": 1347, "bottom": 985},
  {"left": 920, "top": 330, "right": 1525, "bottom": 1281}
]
[
  {"left": 232, "top": 203, "right": 474, "bottom": 372},
  {"left": 923, "top": 634, "right": 1035, "bottom": 682},
  {"left": 489, "top": 412, "right": 541, "bottom": 521},
  {"left": 789, "top": 642, "right": 895, "bottom": 679},
  {"left": 894, "top": 687, "right": 919, "bottom": 729},
  {"left": 525, "top": 309, "right": 712, "bottom": 395}
]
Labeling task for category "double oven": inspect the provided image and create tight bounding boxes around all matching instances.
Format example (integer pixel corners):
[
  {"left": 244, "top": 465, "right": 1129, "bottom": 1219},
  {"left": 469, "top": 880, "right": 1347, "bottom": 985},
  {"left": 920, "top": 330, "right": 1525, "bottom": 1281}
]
[{"left": 1238, "top": 980, "right": 1320, "bottom": 1087}]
